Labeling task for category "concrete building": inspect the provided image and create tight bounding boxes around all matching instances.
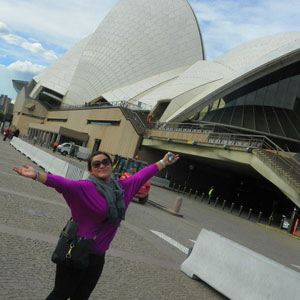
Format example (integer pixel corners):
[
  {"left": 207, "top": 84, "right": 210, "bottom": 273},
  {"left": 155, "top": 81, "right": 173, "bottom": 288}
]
[
  {"left": 0, "top": 94, "right": 13, "bottom": 131},
  {"left": 11, "top": 0, "right": 300, "bottom": 214}
]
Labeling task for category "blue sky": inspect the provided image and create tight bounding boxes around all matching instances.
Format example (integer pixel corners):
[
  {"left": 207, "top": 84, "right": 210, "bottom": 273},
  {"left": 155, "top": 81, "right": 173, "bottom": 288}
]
[{"left": 1, "top": 0, "right": 300, "bottom": 100}]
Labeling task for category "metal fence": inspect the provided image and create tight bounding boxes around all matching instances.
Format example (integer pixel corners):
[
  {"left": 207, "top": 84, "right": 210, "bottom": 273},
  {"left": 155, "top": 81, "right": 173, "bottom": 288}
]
[{"left": 65, "top": 160, "right": 86, "bottom": 180}]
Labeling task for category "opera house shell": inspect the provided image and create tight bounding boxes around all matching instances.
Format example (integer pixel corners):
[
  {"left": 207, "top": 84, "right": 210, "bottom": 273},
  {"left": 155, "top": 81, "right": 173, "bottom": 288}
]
[
  {"left": 11, "top": 0, "right": 300, "bottom": 209},
  {"left": 23, "top": 0, "right": 300, "bottom": 148},
  {"left": 21, "top": 0, "right": 300, "bottom": 149}
]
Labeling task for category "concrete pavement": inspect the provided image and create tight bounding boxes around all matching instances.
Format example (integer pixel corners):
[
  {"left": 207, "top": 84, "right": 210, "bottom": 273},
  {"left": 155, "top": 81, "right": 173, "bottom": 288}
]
[{"left": 0, "top": 138, "right": 226, "bottom": 300}]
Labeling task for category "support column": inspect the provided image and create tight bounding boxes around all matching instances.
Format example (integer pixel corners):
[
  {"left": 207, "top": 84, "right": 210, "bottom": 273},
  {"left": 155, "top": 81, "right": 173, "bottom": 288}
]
[{"left": 56, "top": 134, "right": 61, "bottom": 143}]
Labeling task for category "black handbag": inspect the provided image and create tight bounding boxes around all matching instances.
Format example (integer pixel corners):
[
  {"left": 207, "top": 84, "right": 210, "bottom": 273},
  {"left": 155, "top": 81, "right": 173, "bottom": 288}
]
[{"left": 51, "top": 218, "right": 105, "bottom": 269}]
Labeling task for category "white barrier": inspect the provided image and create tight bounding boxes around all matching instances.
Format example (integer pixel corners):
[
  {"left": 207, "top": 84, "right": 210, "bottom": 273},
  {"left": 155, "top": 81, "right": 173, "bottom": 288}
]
[
  {"left": 181, "top": 229, "right": 300, "bottom": 300},
  {"left": 10, "top": 138, "right": 72, "bottom": 178}
]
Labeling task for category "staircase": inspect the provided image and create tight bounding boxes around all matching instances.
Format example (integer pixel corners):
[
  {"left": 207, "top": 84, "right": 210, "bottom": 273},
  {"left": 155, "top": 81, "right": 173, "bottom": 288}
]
[
  {"left": 120, "top": 107, "right": 146, "bottom": 135},
  {"left": 254, "top": 148, "right": 300, "bottom": 193}
]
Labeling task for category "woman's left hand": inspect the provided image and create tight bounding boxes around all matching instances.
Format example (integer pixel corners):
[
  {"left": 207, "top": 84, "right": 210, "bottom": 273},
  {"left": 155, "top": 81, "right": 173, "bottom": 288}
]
[{"left": 162, "top": 152, "right": 180, "bottom": 166}]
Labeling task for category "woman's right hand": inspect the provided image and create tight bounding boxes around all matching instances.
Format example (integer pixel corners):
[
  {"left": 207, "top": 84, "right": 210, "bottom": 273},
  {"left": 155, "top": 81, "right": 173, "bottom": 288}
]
[{"left": 12, "top": 164, "right": 37, "bottom": 179}]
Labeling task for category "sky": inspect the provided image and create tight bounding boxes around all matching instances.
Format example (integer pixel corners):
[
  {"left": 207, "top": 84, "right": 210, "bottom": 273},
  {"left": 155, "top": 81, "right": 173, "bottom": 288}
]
[{"left": 1, "top": 0, "right": 300, "bottom": 100}]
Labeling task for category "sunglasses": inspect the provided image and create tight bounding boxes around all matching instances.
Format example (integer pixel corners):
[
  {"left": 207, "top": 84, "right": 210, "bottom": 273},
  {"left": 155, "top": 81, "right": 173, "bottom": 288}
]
[{"left": 91, "top": 158, "right": 111, "bottom": 168}]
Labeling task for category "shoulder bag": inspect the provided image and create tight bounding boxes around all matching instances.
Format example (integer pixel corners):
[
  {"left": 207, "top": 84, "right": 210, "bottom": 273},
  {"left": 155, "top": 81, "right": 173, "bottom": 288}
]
[{"left": 51, "top": 218, "right": 106, "bottom": 269}]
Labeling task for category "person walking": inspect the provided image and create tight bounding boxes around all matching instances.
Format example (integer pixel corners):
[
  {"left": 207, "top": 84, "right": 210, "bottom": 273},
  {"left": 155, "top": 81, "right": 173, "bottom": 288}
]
[
  {"left": 3, "top": 128, "right": 10, "bottom": 141},
  {"left": 53, "top": 141, "right": 59, "bottom": 152},
  {"left": 13, "top": 128, "right": 20, "bottom": 138},
  {"left": 208, "top": 186, "right": 214, "bottom": 198},
  {"left": 12, "top": 151, "right": 179, "bottom": 300}
]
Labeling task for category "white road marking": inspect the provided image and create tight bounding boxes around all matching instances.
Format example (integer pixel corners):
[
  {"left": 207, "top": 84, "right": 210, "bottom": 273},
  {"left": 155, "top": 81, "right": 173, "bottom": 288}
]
[
  {"left": 189, "top": 239, "right": 196, "bottom": 243},
  {"left": 291, "top": 264, "right": 300, "bottom": 270},
  {"left": 150, "top": 230, "right": 189, "bottom": 254}
]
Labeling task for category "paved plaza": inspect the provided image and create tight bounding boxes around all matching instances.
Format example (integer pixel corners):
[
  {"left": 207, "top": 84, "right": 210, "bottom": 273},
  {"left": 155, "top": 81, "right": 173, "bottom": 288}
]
[
  {"left": 0, "top": 138, "right": 226, "bottom": 300},
  {"left": 1, "top": 137, "right": 300, "bottom": 299}
]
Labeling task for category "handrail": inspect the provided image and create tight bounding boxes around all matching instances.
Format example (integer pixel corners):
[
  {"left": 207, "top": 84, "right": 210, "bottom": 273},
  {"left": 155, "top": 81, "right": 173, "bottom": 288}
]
[
  {"left": 120, "top": 107, "right": 146, "bottom": 135},
  {"left": 146, "top": 123, "right": 300, "bottom": 189},
  {"left": 47, "top": 100, "right": 152, "bottom": 112}
]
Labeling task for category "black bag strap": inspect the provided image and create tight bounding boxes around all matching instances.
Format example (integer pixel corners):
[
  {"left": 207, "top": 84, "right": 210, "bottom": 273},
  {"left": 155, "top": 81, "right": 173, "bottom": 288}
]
[{"left": 65, "top": 217, "right": 109, "bottom": 241}]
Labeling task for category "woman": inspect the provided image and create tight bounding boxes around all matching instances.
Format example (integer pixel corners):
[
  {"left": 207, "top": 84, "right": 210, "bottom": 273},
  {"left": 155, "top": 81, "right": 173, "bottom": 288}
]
[{"left": 13, "top": 151, "right": 179, "bottom": 300}]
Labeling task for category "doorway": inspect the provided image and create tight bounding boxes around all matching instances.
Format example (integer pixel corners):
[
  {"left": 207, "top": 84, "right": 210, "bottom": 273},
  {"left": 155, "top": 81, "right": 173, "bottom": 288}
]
[{"left": 92, "top": 139, "right": 101, "bottom": 153}]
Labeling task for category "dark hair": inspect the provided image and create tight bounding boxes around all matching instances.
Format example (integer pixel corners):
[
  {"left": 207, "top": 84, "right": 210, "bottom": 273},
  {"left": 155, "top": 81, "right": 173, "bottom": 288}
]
[{"left": 88, "top": 151, "right": 112, "bottom": 171}]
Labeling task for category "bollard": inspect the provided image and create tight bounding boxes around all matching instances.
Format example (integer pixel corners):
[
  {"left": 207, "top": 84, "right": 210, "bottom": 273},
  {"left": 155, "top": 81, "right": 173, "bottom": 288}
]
[
  {"left": 173, "top": 197, "right": 183, "bottom": 213},
  {"left": 172, "top": 182, "right": 176, "bottom": 191},
  {"left": 292, "top": 218, "right": 299, "bottom": 235},
  {"left": 188, "top": 188, "right": 192, "bottom": 198},
  {"left": 200, "top": 193, "right": 205, "bottom": 202},
  {"left": 222, "top": 200, "right": 226, "bottom": 210},
  {"left": 182, "top": 186, "right": 187, "bottom": 196},
  {"left": 208, "top": 196, "right": 211, "bottom": 205},
  {"left": 214, "top": 197, "right": 219, "bottom": 207},
  {"left": 177, "top": 185, "right": 181, "bottom": 193},
  {"left": 279, "top": 218, "right": 284, "bottom": 229},
  {"left": 194, "top": 190, "right": 198, "bottom": 199},
  {"left": 238, "top": 205, "right": 243, "bottom": 217},
  {"left": 288, "top": 208, "right": 298, "bottom": 234},
  {"left": 230, "top": 203, "right": 235, "bottom": 213},
  {"left": 257, "top": 211, "right": 263, "bottom": 223},
  {"left": 268, "top": 215, "right": 273, "bottom": 226},
  {"left": 247, "top": 208, "right": 253, "bottom": 220}
]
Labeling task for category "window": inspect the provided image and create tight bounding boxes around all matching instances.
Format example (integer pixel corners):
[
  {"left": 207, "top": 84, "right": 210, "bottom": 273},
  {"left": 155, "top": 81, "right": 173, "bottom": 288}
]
[
  {"left": 21, "top": 113, "right": 44, "bottom": 120},
  {"left": 87, "top": 120, "right": 120, "bottom": 126},
  {"left": 47, "top": 118, "right": 67, "bottom": 122}
]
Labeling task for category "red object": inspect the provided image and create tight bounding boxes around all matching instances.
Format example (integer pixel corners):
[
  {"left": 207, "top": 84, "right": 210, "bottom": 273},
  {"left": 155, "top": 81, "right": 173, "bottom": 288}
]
[
  {"left": 146, "top": 114, "right": 151, "bottom": 123},
  {"left": 293, "top": 218, "right": 299, "bottom": 235},
  {"left": 120, "top": 172, "right": 150, "bottom": 199}
]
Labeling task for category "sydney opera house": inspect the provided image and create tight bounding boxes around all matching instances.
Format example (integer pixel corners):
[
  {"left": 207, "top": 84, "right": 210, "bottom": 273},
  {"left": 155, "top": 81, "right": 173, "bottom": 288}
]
[{"left": 12, "top": 0, "right": 300, "bottom": 214}]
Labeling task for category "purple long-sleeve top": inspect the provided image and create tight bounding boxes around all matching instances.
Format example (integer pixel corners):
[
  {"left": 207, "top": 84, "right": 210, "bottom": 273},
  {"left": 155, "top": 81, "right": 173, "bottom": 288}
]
[{"left": 46, "top": 164, "right": 159, "bottom": 254}]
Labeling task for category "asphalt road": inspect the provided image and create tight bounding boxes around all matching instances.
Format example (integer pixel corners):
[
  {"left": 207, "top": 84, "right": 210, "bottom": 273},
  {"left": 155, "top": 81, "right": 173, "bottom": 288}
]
[{"left": 1, "top": 138, "right": 299, "bottom": 299}]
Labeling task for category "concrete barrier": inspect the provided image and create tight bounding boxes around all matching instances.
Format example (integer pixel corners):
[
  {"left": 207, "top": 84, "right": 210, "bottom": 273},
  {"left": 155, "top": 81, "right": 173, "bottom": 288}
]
[
  {"left": 150, "top": 176, "right": 170, "bottom": 189},
  {"left": 10, "top": 138, "right": 69, "bottom": 177},
  {"left": 181, "top": 229, "right": 300, "bottom": 300}
]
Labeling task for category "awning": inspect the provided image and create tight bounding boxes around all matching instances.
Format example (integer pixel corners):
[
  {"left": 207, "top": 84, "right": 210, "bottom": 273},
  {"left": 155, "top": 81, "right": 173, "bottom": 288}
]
[{"left": 59, "top": 127, "right": 89, "bottom": 142}]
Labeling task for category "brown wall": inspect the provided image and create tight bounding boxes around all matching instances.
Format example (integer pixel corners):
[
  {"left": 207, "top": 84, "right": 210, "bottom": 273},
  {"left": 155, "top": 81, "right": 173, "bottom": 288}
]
[
  {"left": 19, "top": 107, "right": 140, "bottom": 158},
  {"left": 12, "top": 87, "right": 48, "bottom": 136}
]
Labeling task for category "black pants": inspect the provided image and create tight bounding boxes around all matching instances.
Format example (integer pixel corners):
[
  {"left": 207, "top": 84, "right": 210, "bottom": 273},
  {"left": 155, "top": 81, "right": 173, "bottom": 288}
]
[{"left": 46, "top": 253, "right": 105, "bottom": 300}]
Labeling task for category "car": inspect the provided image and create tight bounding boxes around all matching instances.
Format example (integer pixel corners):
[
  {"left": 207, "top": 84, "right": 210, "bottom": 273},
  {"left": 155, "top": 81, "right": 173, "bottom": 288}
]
[
  {"left": 282, "top": 212, "right": 300, "bottom": 230},
  {"left": 57, "top": 142, "right": 74, "bottom": 155}
]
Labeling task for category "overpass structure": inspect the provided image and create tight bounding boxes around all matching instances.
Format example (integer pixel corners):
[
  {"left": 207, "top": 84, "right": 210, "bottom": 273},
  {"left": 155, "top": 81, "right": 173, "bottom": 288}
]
[{"left": 142, "top": 123, "right": 300, "bottom": 207}]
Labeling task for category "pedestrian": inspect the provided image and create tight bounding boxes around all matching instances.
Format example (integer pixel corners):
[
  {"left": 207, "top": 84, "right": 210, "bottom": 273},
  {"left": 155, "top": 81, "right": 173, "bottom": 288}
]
[
  {"left": 208, "top": 186, "right": 214, "bottom": 198},
  {"left": 2, "top": 128, "right": 10, "bottom": 141},
  {"left": 13, "top": 128, "right": 20, "bottom": 138},
  {"left": 53, "top": 141, "right": 59, "bottom": 152},
  {"left": 12, "top": 151, "right": 179, "bottom": 300},
  {"left": 70, "top": 145, "right": 76, "bottom": 158}
]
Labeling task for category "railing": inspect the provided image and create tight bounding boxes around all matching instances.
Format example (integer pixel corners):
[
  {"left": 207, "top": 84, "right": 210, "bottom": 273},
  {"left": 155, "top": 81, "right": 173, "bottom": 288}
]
[
  {"left": 47, "top": 100, "right": 152, "bottom": 112},
  {"left": 120, "top": 107, "right": 146, "bottom": 135},
  {"left": 148, "top": 121, "right": 244, "bottom": 134},
  {"left": 146, "top": 123, "right": 300, "bottom": 191}
]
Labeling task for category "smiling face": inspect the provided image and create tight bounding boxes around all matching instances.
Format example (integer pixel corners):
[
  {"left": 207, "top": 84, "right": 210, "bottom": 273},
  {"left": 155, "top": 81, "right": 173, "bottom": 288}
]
[{"left": 90, "top": 154, "right": 113, "bottom": 182}]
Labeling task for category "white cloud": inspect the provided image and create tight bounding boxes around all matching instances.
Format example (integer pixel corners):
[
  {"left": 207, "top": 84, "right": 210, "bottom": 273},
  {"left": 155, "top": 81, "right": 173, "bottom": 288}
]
[
  {"left": 21, "top": 42, "right": 57, "bottom": 61},
  {"left": 7, "top": 60, "right": 46, "bottom": 74},
  {"left": 0, "top": 21, "right": 10, "bottom": 34},
  {"left": 1, "top": 33, "right": 24, "bottom": 45},
  {"left": 1, "top": 32, "right": 57, "bottom": 62},
  {"left": 0, "top": 0, "right": 118, "bottom": 49},
  {"left": 190, "top": 0, "right": 300, "bottom": 59}
]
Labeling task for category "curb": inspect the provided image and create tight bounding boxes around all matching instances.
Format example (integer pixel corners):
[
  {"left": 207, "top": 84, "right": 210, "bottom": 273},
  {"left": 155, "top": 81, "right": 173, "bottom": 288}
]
[{"left": 258, "top": 223, "right": 300, "bottom": 240}]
